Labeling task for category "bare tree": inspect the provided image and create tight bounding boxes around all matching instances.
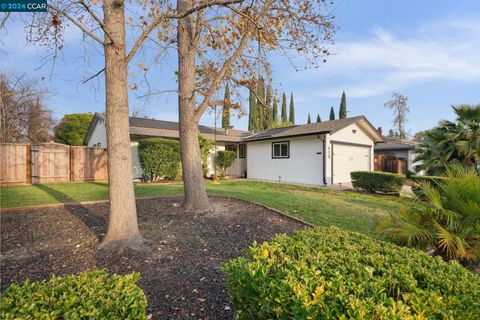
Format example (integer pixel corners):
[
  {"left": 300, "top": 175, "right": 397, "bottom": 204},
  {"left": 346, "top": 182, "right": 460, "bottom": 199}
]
[
  {"left": 384, "top": 92, "right": 410, "bottom": 140},
  {"left": 17, "top": 0, "right": 250, "bottom": 250},
  {"left": 171, "top": 0, "right": 336, "bottom": 212},
  {"left": 0, "top": 72, "right": 53, "bottom": 143}
]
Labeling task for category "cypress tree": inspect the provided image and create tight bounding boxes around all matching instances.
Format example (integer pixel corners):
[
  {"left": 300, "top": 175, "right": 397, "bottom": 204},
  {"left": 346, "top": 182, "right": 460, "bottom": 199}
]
[
  {"left": 307, "top": 113, "right": 311, "bottom": 124},
  {"left": 222, "top": 83, "right": 231, "bottom": 128},
  {"left": 272, "top": 96, "right": 278, "bottom": 123},
  {"left": 339, "top": 90, "right": 347, "bottom": 119},
  {"left": 248, "top": 88, "right": 258, "bottom": 132},
  {"left": 281, "top": 93, "right": 288, "bottom": 123},
  {"left": 329, "top": 107, "right": 335, "bottom": 120},
  {"left": 289, "top": 92, "right": 295, "bottom": 124},
  {"left": 257, "top": 77, "right": 265, "bottom": 130},
  {"left": 316, "top": 114, "right": 321, "bottom": 123},
  {"left": 265, "top": 83, "right": 273, "bottom": 129}
]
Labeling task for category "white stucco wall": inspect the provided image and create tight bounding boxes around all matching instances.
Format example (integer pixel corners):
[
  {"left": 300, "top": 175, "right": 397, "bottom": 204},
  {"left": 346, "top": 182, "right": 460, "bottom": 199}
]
[
  {"left": 86, "top": 118, "right": 107, "bottom": 148},
  {"left": 247, "top": 136, "right": 325, "bottom": 186},
  {"left": 130, "top": 142, "right": 144, "bottom": 179}
]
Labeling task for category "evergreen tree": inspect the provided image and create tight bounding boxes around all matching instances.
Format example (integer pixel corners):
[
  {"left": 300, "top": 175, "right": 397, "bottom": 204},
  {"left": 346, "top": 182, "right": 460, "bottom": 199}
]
[
  {"left": 329, "top": 107, "right": 335, "bottom": 120},
  {"left": 281, "top": 93, "right": 288, "bottom": 123},
  {"left": 221, "top": 83, "right": 231, "bottom": 128},
  {"left": 316, "top": 114, "right": 321, "bottom": 123},
  {"left": 248, "top": 88, "right": 258, "bottom": 132},
  {"left": 272, "top": 96, "right": 278, "bottom": 123},
  {"left": 289, "top": 92, "right": 295, "bottom": 124},
  {"left": 388, "top": 129, "right": 394, "bottom": 137},
  {"left": 257, "top": 77, "right": 265, "bottom": 130},
  {"left": 307, "top": 113, "right": 311, "bottom": 124},
  {"left": 339, "top": 90, "right": 347, "bottom": 119},
  {"left": 265, "top": 83, "right": 273, "bottom": 129}
]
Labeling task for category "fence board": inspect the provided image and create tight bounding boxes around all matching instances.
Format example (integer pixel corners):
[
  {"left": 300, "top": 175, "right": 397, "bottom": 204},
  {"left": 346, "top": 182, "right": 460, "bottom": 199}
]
[
  {"left": 0, "top": 144, "right": 30, "bottom": 184},
  {"left": 0, "top": 143, "right": 108, "bottom": 185}
]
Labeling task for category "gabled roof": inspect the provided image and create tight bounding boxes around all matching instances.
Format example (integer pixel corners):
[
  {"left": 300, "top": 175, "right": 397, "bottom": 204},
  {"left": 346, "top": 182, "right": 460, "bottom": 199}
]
[
  {"left": 243, "top": 116, "right": 384, "bottom": 142},
  {"left": 83, "top": 113, "right": 251, "bottom": 144},
  {"left": 374, "top": 137, "right": 416, "bottom": 151}
]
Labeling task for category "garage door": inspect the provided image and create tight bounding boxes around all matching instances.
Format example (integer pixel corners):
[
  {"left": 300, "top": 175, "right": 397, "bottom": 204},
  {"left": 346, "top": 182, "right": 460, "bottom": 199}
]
[{"left": 332, "top": 143, "right": 370, "bottom": 183}]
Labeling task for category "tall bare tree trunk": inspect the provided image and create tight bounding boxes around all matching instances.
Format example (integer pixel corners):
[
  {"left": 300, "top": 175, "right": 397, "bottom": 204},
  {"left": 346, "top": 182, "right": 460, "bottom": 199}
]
[
  {"left": 177, "top": 0, "right": 212, "bottom": 213},
  {"left": 100, "top": 0, "right": 145, "bottom": 250}
]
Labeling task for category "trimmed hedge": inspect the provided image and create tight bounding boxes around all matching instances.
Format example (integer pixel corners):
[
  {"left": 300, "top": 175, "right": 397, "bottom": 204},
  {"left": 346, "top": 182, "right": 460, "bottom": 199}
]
[
  {"left": 138, "top": 138, "right": 181, "bottom": 181},
  {"left": 222, "top": 227, "right": 480, "bottom": 319},
  {"left": 0, "top": 270, "right": 147, "bottom": 319},
  {"left": 351, "top": 171, "right": 405, "bottom": 193}
]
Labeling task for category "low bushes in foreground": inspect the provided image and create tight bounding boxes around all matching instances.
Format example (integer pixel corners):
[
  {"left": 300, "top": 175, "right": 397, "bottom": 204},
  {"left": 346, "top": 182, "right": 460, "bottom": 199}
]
[
  {"left": 351, "top": 171, "right": 405, "bottom": 193},
  {"left": 0, "top": 270, "right": 147, "bottom": 320},
  {"left": 222, "top": 227, "right": 479, "bottom": 319}
]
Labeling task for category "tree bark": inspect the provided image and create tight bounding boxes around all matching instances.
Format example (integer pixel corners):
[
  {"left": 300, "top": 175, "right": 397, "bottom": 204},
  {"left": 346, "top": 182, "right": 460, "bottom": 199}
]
[
  {"left": 177, "top": 0, "right": 212, "bottom": 213},
  {"left": 99, "top": 0, "right": 146, "bottom": 250}
]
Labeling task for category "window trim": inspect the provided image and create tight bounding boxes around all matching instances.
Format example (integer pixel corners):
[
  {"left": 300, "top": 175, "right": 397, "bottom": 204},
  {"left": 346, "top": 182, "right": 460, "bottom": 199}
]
[
  {"left": 225, "top": 144, "right": 237, "bottom": 154},
  {"left": 238, "top": 144, "right": 246, "bottom": 158},
  {"left": 271, "top": 141, "right": 290, "bottom": 159}
]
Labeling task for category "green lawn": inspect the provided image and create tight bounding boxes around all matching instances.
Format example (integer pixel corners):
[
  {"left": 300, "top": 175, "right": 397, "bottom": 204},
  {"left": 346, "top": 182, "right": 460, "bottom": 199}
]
[{"left": 0, "top": 180, "right": 405, "bottom": 236}]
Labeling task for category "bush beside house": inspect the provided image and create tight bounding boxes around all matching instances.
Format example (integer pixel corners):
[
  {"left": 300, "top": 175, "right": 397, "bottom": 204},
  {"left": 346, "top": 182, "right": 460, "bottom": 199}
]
[
  {"left": 138, "top": 138, "right": 181, "bottom": 181},
  {"left": 215, "top": 150, "right": 236, "bottom": 177},
  {"left": 351, "top": 171, "right": 405, "bottom": 193},
  {"left": 223, "top": 227, "right": 480, "bottom": 319},
  {"left": 0, "top": 270, "right": 147, "bottom": 319}
]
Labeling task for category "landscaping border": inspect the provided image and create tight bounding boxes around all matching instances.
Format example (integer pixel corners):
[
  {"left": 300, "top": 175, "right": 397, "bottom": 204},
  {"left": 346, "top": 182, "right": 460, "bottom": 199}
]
[{"left": 0, "top": 195, "right": 314, "bottom": 228}]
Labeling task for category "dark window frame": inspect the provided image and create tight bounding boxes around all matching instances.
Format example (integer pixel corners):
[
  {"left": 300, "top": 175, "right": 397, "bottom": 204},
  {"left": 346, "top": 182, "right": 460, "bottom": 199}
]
[
  {"left": 272, "top": 141, "right": 290, "bottom": 159},
  {"left": 238, "top": 144, "right": 246, "bottom": 158},
  {"left": 226, "top": 144, "right": 237, "bottom": 155}
]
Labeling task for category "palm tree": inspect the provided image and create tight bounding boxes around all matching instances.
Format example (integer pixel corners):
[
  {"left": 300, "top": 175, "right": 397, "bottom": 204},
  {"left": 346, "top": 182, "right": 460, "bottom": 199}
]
[
  {"left": 378, "top": 164, "right": 480, "bottom": 262},
  {"left": 452, "top": 104, "right": 480, "bottom": 163},
  {"left": 414, "top": 104, "right": 480, "bottom": 175}
]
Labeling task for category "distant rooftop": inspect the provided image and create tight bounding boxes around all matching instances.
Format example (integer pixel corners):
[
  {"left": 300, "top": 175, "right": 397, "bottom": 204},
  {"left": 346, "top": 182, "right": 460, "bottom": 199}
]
[{"left": 374, "top": 137, "right": 416, "bottom": 151}]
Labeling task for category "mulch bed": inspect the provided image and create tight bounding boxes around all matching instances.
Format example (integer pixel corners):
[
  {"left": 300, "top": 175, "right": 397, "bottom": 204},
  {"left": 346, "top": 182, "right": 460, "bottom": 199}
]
[{"left": 1, "top": 196, "right": 307, "bottom": 319}]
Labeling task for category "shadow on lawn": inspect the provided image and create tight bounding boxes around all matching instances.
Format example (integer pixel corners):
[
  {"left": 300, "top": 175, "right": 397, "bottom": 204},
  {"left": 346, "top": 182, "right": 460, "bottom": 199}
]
[{"left": 34, "top": 184, "right": 107, "bottom": 240}]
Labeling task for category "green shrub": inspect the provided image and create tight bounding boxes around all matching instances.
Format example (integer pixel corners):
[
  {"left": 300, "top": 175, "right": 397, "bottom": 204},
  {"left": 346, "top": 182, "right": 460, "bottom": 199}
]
[
  {"left": 351, "top": 171, "right": 405, "bottom": 193},
  {"left": 0, "top": 270, "right": 147, "bottom": 319},
  {"left": 198, "top": 134, "right": 214, "bottom": 177},
  {"left": 222, "top": 227, "right": 480, "bottom": 319},
  {"left": 215, "top": 150, "right": 236, "bottom": 177},
  {"left": 412, "top": 175, "right": 449, "bottom": 185},
  {"left": 138, "top": 138, "right": 181, "bottom": 180}
]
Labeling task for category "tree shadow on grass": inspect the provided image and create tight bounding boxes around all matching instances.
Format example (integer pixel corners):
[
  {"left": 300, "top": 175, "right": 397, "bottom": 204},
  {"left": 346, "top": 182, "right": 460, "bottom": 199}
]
[{"left": 34, "top": 184, "right": 107, "bottom": 240}]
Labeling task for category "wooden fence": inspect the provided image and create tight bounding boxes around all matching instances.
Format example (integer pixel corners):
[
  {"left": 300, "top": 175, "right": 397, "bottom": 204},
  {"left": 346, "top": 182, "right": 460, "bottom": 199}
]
[
  {"left": 0, "top": 143, "right": 108, "bottom": 185},
  {"left": 374, "top": 153, "right": 407, "bottom": 175}
]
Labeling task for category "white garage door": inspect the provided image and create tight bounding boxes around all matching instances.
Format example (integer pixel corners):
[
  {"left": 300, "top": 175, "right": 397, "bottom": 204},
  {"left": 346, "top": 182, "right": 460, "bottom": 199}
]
[{"left": 332, "top": 143, "right": 370, "bottom": 183}]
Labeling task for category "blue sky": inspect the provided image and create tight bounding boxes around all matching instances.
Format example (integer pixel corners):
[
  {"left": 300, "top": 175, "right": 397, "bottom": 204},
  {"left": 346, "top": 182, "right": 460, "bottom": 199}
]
[{"left": 1, "top": 0, "right": 479, "bottom": 135}]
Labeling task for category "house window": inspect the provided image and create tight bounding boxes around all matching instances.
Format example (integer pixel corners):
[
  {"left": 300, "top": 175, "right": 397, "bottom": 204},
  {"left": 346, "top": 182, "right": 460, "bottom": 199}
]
[
  {"left": 239, "top": 144, "right": 246, "bottom": 158},
  {"left": 272, "top": 141, "right": 289, "bottom": 159},
  {"left": 226, "top": 144, "right": 237, "bottom": 155}
]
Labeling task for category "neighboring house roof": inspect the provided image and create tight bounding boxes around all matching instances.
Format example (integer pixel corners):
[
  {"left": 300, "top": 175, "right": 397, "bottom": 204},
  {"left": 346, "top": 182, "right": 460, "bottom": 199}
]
[
  {"left": 84, "top": 113, "right": 383, "bottom": 145},
  {"left": 83, "top": 113, "right": 251, "bottom": 144},
  {"left": 374, "top": 137, "right": 416, "bottom": 151},
  {"left": 243, "top": 116, "right": 384, "bottom": 142}
]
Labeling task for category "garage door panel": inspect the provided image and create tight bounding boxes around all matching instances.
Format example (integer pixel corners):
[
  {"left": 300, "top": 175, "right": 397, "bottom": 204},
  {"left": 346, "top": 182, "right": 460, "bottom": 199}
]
[{"left": 332, "top": 144, "right": 370, "bottom": 183}]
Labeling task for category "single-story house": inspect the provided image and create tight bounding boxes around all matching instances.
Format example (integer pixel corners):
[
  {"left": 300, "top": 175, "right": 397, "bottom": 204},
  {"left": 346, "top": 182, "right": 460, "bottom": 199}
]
[
  {"left": 374, "top": 137, "right": 417, "bottom": 174},
  {"left": 84, "top": 113, "right": 383, "bottom": 185}
]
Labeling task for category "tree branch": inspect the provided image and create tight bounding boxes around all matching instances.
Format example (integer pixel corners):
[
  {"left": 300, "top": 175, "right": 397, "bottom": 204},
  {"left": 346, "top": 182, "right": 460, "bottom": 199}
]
[
  {"left": 47, "top": 4, "right": 105, "bottom": 46},
  {"left": 78, "top": 0, "right": 114, "bottom": 44},
  {"left": 126, "top": 0, "right": 245, "bottom": 63},
  {"left": 194, "top": 28, "right": 251, "bottom": 121},
  {"left": 82, "top": 67, "right": 105, "bottom": 84}
]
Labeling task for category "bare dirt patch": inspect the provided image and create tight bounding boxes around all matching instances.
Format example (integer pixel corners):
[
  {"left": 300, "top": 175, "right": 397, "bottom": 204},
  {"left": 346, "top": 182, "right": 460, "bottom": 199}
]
[{"left": 1, "top": 196, "right": 306, "bottom": 319}]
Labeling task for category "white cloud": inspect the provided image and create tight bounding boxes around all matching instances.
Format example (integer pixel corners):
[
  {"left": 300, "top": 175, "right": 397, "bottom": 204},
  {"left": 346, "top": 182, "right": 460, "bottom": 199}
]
[{"left": 292, "top": 16, "right": 480, "bottom": 98}]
